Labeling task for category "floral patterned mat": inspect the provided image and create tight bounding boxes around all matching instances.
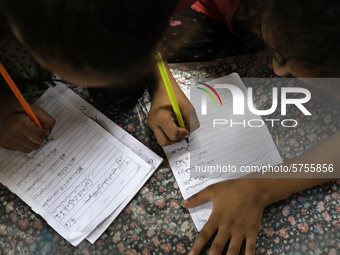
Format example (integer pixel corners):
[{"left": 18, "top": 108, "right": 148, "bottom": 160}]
[{"left": 0, "top": 52, "right": 339, "bottom": 255}]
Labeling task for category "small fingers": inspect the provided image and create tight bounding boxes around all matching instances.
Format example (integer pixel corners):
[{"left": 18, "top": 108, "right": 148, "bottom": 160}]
[
  {"left": 31, "top": 105, "right": 55, "bottom": 135},
  {"left": 5, "top": 115, "right": 46, "bottom": 151},
  {"left": 23, "top": 124, "right": 48, "bottom": 145},
  {"left": 0, "top": 136, "right": 34, "bottom": 153},
  {"left": 189, "top": 218, "right": 217, "bottom": 255},
  {"left": 158, "top": 118, "right": 189, "bottom": 142},
  {"left": 208, "top": 228, "right": 230, "bottom": 255},
  {"left": 245, "top": 236, "right": 257, "bottom": 255},
  {"left": 226, "top": 234, "right": 244, "bottom": 255},
  {"left": 151, "top": 126, "right": 185, "bottom": 147},
  {"left": 147, "top": 110, "right": 189, "bottom": 146},
  {"left": 21, "top": 134, "right": 42, "bottom": 151},
  {"left": 181, "top": 186, "right": 214, "bottom": 208}
]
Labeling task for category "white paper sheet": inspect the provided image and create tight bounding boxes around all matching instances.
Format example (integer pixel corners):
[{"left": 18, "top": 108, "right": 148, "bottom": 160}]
[
  {"left": 164, "top": 73, "right": 282, "bottom": 230},
  {"left": 0, "top": 88, "right": 153, "bottom": 246},
  {"left": 51, "top": 83, "right": 163, "bottom": 243}
]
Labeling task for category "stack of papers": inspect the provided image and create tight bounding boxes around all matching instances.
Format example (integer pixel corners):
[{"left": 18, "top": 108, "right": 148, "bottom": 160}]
[{"left": 0, "top": 83, "right": 162, "bottom": 246}]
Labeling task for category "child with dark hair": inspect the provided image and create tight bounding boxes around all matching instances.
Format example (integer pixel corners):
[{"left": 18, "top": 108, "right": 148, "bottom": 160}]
[
  {"left": 0, "top": 0, "right": 265, "bottom": 152},
  {"left": 179, "top": 1, "right": 340, "bottom": 254},
  {"left": 0, "top": 0, "right": 339, "bottom": 254},
  {"left": 264, "top": 0, "right": 340, "bottom": 78},
  {"left": 0, "top": 0, "right": 200, "bottom": 152}
]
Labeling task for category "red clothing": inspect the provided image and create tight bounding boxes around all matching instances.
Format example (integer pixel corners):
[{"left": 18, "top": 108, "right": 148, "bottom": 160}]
[{"left": 175, "top": 0, "right": 242, "bottom": 32}]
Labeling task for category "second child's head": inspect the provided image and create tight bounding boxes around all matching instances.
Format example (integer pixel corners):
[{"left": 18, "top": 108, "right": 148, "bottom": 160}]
[
  {"left": 262, "top": 0, "right": 340, "bottom": 78},
  {"left": 1, "top": 0, "right": 339, "bottom": 86},
  {"left": 1, "top": 0, "right": 178, "bottom": 86}
]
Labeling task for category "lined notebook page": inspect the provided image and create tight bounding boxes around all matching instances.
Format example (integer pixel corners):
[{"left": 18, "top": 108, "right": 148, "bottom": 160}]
[
  {"left": 50, "top": 83, "right": 163, "bottom": 243},
  {"left": 52, "top": 83, "right": 162, "bottom": 172},
  {"left": 164, "top": 73, "right": 282, "bottom": 230},
  {"left": 0, "top": 88, "right": 151, "bottom": 246}
]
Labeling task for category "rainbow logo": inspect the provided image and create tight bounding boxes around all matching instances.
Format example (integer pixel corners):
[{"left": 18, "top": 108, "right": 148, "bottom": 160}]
[{"left": 197, "top": 82, "right": 222, "bottom": 106}]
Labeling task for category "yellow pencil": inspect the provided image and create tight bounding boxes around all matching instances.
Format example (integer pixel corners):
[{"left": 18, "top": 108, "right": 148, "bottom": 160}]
[
  {"left": 0, "top": 62, "right": 42, "bottom": 128},
  {"left": 155, "top": 52, "right": 188, "bottom": 143}
]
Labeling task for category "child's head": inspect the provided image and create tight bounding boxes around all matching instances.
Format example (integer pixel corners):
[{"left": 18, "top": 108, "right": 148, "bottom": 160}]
[
  {"left": 2, "top": 0, "right": 339, "bottom": 82},
  {"left": 262, "top": 0, "right": 340, "bottom": 78},
  {"left": 0, "top": 0, "right": 178, "bottom": 86}
]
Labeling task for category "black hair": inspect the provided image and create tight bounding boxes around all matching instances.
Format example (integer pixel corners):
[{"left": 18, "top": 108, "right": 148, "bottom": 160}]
[
  {"left": 264, "top": 0, "right": 340, "bottom": 75},
  {"left": 0, "top": 0, "right": 179, "bottom": 81}
]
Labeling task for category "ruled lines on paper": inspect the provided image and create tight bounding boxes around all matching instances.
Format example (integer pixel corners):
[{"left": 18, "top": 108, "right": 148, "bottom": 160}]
[{"left": 0, "top": 88, "right": 154, "bottom": 246}]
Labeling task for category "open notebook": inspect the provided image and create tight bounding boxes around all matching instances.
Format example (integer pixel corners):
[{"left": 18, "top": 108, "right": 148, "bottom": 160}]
[
  {"left": 0, "top": 84, "right": 162, "bottom": 246},
  {"left": 164, "top": 73, "right": 282, "bottom": 231}
]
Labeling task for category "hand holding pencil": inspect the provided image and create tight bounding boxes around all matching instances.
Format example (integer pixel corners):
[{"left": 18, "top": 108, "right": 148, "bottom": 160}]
[
  {"left": 147, "top": 51, "right": 199, "bottom": 146},
  {"left": 0, "top": 62, "right": 55, "bottom": 153}
]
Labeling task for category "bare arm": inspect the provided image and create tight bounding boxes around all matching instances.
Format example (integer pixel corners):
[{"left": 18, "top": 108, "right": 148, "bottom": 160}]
[{"left": 256, "top": 131, "right": 339, "bottom": 205}]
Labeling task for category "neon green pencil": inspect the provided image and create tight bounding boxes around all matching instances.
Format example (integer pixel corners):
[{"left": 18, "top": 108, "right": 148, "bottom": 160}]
[{"left": 155, "top": 52, "right": 188, "bottom": 142}]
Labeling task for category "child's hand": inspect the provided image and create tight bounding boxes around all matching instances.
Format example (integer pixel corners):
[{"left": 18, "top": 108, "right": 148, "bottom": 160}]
[
  {"left": 147, "top": 82, "right": 199, "bottom": 146},
  {"left": 0, "top": 93, "right": 55, "bottom": 153},
  {"left": 147, "top": 52, "right": 199, "bottom": 146},
  {"left": 182, "top": 179, "right": 269, "bottom": 255}
]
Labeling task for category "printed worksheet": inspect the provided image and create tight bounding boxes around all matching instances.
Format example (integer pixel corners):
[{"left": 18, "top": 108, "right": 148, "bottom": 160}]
[
  {"left": 0, "top": 88, "right": 153, "bottom": 246},
  {"left": 50, "top": 84, "right": 163, "bottom": 243},
  {"left": 164, "top": 73, "right": 282, "bottom": 230}
]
